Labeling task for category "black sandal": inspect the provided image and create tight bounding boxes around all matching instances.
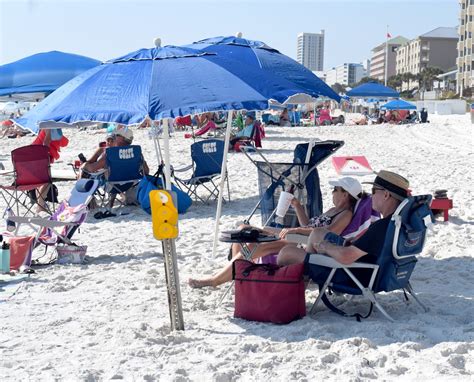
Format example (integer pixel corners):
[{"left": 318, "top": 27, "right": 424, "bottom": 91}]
[{"left": 94, "top": 210, "right": 117, "bottom": 219}]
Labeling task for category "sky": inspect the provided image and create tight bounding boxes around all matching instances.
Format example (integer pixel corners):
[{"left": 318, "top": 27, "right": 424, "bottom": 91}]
[{"left": 0, "top": 0, "right": 459, "bottom": 70}]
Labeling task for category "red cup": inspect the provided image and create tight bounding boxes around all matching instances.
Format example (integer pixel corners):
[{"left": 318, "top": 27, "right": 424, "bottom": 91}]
[
  {"left": 74, "top": 159, "right": 81, "bottom": 169},
  {"left": 99, "top": 141, "right": 106, "bottom": 148}
]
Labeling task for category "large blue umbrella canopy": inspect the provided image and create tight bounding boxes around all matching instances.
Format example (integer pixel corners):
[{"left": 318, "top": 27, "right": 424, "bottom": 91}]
[
  {"left": 381, "top": 99, "right": 417, "bottom": 110},
  {"left": 0, "top": 51, "right": 101, "bottom": 101},
  {"left": 16, "top": 45, "right": 321, "bottom": 133},
  {"left": 346, "top": 82, "right": 399, "bottom": 98},
  {"left": 189, "top": 36, "right": 341, "bottom": 103}
]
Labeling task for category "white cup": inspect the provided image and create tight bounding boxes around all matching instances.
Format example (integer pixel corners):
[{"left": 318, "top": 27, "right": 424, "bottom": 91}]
[{"left": 276, "top": 191, "right": 294, "bottom": 218}]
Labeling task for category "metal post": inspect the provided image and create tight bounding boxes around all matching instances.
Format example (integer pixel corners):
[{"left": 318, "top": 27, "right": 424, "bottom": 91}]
[
  {"left": 212, "top": 110, "right": 234, "bottom": 258},
  {"left": 161, "top": 118, "right": 184, "bottom": 331}
]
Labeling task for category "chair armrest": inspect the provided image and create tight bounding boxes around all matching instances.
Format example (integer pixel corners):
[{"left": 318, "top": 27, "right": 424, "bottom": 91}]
[
  {"left": 286, "top": 233, "right": 308, "bottom": 244},
  {"left": 307, "top": 253, "right": 379, "bottom": 270},
  {"left": 173, "top": 164, "right": 193, "bottom": 173},
  {"left": 12, "top": 217, "right": 75, "bottom": 229}
]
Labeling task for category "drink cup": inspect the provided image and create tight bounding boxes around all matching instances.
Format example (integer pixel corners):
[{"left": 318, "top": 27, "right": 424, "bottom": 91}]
[
  {"left": 74, "top": 160, "right": 82, "bottom": 169},
  {"left": 276, "top": 191, "right": 294, "bottom": 218}
]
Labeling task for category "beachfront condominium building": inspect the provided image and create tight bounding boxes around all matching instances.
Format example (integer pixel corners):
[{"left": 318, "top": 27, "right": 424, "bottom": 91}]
[
  {"left": 457, "top": 0, "right": 474, "bottom": 95},
  {"left": 370, "top": 36, "right": 409, "bottom": 82},
  {"left": 396, "top": 27, "right": 458, "bottom": 77},
  {"left": 297, "top": 31, "right": 325, "bottom": 71},
  {"left": 324, "top": 63, "right": 366, "bottom": 86}
]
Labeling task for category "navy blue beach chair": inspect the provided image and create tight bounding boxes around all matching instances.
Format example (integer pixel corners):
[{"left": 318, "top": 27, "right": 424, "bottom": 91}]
[
  {"left": 173, "top": 139, "right": 230, "bottom": 203},
  {"left": 101, "top": 145, "right": 144, "bottom": 210},
  {"left": 305, "top": 195, "right": 434, "bottom": 321}
]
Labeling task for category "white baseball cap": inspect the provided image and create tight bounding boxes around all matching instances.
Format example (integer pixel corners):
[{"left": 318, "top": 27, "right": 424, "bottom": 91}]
[
  {"left": 115, "top": 127, "right": 133, "bottom": 143},
  {"left": 328, "top": 177, "right": 362, "bottom": 200}
]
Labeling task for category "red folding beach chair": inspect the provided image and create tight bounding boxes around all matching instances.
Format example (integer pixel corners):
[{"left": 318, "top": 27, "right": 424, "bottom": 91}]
[{"left": 0, "top": 145, "right": 54, "bottom": 216}]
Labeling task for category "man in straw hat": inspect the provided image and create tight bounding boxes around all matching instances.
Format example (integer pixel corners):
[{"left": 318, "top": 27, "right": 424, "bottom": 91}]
[{"left": 279, "top": 170, "right": 410, "bottom": 269}]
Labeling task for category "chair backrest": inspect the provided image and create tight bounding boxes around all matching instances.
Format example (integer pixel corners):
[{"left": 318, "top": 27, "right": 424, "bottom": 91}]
[
  {"left": 341, "top": 196, "right": 380, "bottom": 240},
  {"left": 374, "top": 194, "right": 433, "bottom": 293},
  {"left": 191, "top": 139, "right": 224, "bottom": 178},
  {"left": 11, "top": 145, "right": 51, "bottom": 186},
  {"left": 106, "top": 145, "right": 143, "bottom": 182}
]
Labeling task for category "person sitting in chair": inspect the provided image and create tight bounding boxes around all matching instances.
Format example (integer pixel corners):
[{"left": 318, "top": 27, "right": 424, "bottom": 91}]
[
  {"left": 277, "top": 170, "right": 409, "bottom": 272},
  {"left": 188, "top": 177, "right": 363, "bottom": 288},
  {"left": 81, "top": 126, "right": 149, "bottom": 218},
  {"left": 229, "top": 112, "right": 257, "bottom": 149}
]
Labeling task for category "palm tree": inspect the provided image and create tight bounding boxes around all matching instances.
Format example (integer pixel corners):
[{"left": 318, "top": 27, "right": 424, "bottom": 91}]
[{"left": 417, "top": 67, "right": 443, "bottom": 100}]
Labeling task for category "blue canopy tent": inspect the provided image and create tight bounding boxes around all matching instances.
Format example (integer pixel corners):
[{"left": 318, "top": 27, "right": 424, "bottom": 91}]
[
  {"left": 189, "top": 36, "right": 341, "bottom": 103},
  {"left": 346, "top": 82, "right": 399, "bottom": 98},
  {"left": 381, "top": 99, "right": 417, "bottom": 110},
  {"left": 0, "top": 51, "right": 101, "bottom": 102}
]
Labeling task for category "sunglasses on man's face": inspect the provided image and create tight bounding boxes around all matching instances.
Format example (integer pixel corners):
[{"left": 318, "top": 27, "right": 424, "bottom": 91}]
[
  {"left": 371, "top": 186, "right": 385, "bottom": 195},
  {"left": 332, "top": 186, "right": 344, "bottom": 193}
]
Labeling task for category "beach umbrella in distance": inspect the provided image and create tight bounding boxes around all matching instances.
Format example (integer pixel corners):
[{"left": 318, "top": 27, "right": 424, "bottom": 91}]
[
  {"left": 0, "top": 51, "right": 101, "bottom": 102},
  {"left": 189, "top": 35, "right": 341, "bottom": 103},
  {"left": 346, "top": 82, "right": 399, "bottom": 98},
  {"left": 381, "top": 99, "right": 417, "bottom": 110}
]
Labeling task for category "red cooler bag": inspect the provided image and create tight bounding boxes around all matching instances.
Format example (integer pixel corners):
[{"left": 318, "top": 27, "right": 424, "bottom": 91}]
[{"left": 232, "top": 259, "right": 306, "bottom": 324}]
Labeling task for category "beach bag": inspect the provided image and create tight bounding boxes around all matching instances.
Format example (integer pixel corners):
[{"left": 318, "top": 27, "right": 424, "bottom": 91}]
[
  {"left": 137, "top": 172, "right": 192, "bottom": 214},
  {"left": 8, "top": 236, "right": 35, "bottom": 270},
  {"left": 232, "top": 260, "right": 306, "bottom": 324},
  {"left": 56, "top": 244, "right": 87, "bottom": 264}
]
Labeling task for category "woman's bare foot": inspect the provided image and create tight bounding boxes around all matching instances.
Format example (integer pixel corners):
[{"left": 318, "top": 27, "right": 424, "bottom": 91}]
[{"left": 188, "top": 278, "right": 214, "bottom": 289}]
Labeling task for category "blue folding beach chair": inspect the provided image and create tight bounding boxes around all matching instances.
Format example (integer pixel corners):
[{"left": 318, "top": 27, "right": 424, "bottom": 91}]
[
  {"left": 173, "top": 139, "right": 230, "bottom": 203},
  {"left": 99, "top": 145, "right": 145, "bottom": 211},
  {"left": 243, "top": 140, "right": 344, "bottom": 227},
  {"left": 305, "top": 194, "right": 434, "bottom": 321}
]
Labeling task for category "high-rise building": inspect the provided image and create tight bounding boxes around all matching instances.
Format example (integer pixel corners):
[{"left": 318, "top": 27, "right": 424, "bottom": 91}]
[
  {"left": 297, "top": 31, "right": 325, "bottom": 71},
  {"left": 457, "top": 0, "right": 474, "bottom": 95},
  {"left": 370, "top": 36, "right": 409, "bottom": 83},
  {"left": 396, "top": 27, "right": 458, "bottom": 76},
  {"left": 324, "top": 63, "right": 366, "bottom": 86}
]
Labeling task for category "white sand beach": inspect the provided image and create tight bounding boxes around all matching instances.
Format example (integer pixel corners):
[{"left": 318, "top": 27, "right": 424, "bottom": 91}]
[{"left": 0, "top": 114, "right": 473, "bottom": 381}]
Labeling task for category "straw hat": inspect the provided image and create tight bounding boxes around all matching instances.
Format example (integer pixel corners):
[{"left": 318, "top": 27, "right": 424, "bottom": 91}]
[{"left": 364, "top": 170, "right": 410, "bottom": 200}]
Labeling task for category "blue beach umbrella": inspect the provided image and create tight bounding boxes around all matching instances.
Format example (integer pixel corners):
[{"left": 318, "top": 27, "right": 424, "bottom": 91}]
[
  {"left": 17, "top": 45, "right": 318, "bottom": 132},
  {"left": 381, "top": 99, "right": 417, "bottom": 110},
  {"left": 0, "top": 51, "right": 100, "bottom": 102},
  {"left": 189, "top": 35, "right": 341, "bottom": 103}
]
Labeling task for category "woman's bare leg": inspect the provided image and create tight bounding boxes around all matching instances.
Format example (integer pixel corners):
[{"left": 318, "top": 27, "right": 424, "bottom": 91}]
[
  {"left": 277, "top": 244, "right": 307, "bottom": 266},
  {"left": 189, "top": 240, "right": 290, "bottom": 288}
]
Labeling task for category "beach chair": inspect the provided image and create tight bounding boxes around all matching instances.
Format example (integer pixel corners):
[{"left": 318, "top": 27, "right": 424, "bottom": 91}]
[
  {"left": 305, "top": 195, "right": 433, "bottom": 321},
  {"left": 173, "top": 139, "right": 230, "bottom": 203},
  {"left": 242, "top": 140, "right": 344, "bottom": 228},
  {"left": 0, "top": 145, "right": 54, "bottom": 216},
  {"left": 98, "top": 145, "right": 145, "bottom": 214},
  {"left": 8, "top": 179, "right": 99, "bottom": 264}
]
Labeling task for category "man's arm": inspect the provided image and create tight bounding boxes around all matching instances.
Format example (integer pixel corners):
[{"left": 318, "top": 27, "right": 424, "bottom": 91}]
[{"left": 314, "top": 240, "right": 367, "bottom": 265}]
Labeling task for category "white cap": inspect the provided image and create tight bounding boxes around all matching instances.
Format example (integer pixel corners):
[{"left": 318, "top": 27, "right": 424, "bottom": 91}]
[
  {"left": 328, "top": 177, "right": 362, "bottom": 200},
  {"left": 115, "top": 127, "right": 133, "bottom": 143}
]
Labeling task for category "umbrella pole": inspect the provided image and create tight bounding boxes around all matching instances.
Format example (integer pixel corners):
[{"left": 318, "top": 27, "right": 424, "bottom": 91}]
[
  {"left": 160, "top": 117, "right": 184, "bottom": 331},
  {"left": 212, "top": 110, "right": 233, "bottom": 258},
  {"left": 152, "top": 121, "right": 163, "bottom": 167},
  {"left": 162, "top": 119, "right": 172, "bottom": 190}
]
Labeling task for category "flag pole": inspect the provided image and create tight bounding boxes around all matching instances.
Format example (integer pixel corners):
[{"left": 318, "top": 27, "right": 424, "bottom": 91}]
[{"left": 384, "top": 25, "right": 389, "bottom": 86}]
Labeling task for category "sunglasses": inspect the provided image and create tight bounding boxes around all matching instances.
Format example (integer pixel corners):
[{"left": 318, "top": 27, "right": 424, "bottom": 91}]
[
  {"left": 371, "top": 186, "right": 385, "bottom": 195},
  {"left": 332, "top": 186, "right": 344, "bottom": 193}
]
